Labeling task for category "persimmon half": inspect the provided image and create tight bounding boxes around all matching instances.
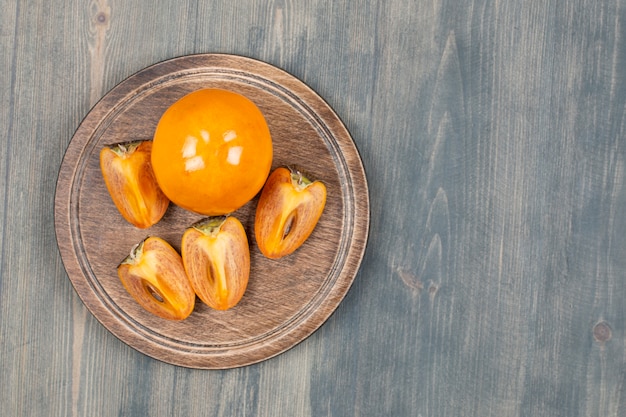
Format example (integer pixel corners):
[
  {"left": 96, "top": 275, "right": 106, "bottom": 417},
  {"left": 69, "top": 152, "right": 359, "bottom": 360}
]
[
  {"left": 117, "top": 236, "right": 195, "bottom": 321},
  {"left": 151, "top": 88, "right": 273, "bottom": 215},
  {"left": 182, "top": 216, "right": 250, "bottom": 311},
  {"left": 255, "top": 167, "right": 327, "bottom": 259},
  {"left": 100, "top": 140, "right": 169, "bottom": 229}
]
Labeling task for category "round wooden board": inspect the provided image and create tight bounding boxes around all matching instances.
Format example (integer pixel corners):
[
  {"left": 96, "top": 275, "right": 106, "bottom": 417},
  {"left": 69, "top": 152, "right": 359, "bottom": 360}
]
[{"left": 54, "top": 54, "right": 370, "bottom": 369}]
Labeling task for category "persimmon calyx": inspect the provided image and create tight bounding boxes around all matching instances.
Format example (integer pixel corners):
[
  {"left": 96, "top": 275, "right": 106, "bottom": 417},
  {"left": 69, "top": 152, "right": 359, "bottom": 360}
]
[
  {"left": 120, "top": 239, "right": 145, "bottom": 266},
  {"left": 109, "top": 140, "right": 142, "bottom": 157},
  {"left": 190, "top": 216, "right": 230, "bottom": 237},
  {"left": 289, "top": 168, "right": 314, "bottom": 191}
]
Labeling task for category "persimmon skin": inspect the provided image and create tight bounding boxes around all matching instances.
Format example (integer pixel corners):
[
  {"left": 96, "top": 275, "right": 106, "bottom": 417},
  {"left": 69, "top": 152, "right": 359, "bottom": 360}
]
[
  {"left": 182, "top": 216, "right": 250, "bottom": 311},
  {"left": 151, "top": 88, "right": 273, "bottom": 215},
  {"left": 254, "top": 167, "right": 327, "bottom": 259},
  {"left": 117, "top": 236, "right": 195, "bottom": 321},
  {"left": 100, "top": 141, "right": 169, "bottom": 229}
]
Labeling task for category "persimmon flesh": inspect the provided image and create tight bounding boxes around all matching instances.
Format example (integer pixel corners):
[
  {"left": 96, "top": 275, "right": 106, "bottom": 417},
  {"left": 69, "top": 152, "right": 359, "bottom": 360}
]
[{"left": 151, "top": 88, "right": 273, "bottom": 215}]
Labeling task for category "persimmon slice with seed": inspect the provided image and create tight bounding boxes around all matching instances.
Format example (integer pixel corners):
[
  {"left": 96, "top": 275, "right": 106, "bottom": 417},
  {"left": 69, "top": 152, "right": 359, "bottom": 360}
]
[
  {"left": 100, "top": 140, "right": 169, "bottom": 228},
  {"left": 182, "top": 216, "right": 250, "bottom": 310},
  {"left": 117, "top": 236, "right": 195, "bottom": 321},
  {"left": 255, "top": 167, "right": 327, "bottom": 259}
]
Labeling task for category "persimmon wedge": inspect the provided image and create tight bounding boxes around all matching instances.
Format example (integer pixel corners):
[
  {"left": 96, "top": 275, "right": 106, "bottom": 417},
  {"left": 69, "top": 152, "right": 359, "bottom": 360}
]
[
  {"left": 255, "top": 167, "right": 327, "bottom": 259},
  {"left": 117, "top": 236, "right": 195, "bottom": 321},
  {"left": 100, "top": 140, "right": 169, "bottom": 228},
  {"left": 182, "top": 216, "right": 250, "bottom": 310}
]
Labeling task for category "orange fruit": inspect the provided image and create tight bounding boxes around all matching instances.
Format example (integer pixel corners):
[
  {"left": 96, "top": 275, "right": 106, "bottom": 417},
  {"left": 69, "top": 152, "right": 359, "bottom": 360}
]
[
  {"left": 118, "top": 236, "right": 195, "bottom": 321},
  {"left": 182, "top": 216, "right": 250, "bottom": 310},
  {"left": 151, "top": 88, "right": 273, "bottom": 215},
  {"left": 100, "top": 140, "right": 170, "bottom": 229},
  {"left": 254, "top": 167, "right": 327, "bottom": 259}
]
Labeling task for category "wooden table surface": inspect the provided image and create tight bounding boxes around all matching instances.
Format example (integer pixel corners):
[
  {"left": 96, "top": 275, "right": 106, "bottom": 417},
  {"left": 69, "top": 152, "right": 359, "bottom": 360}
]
[{"left": 2, "top": 0, "right": 625, "bottom": 416}]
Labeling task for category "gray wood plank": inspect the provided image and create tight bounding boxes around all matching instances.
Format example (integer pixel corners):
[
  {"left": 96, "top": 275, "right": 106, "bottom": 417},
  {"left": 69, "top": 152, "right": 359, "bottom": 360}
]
[{"left": 2, "top": 0, "right": 626, "bottom": 415}]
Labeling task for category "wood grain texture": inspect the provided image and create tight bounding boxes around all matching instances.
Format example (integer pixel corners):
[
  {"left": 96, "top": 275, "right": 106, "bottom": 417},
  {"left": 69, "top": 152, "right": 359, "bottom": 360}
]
[{"left": 2, "top": 0, "right": 626, "bottom": 415}]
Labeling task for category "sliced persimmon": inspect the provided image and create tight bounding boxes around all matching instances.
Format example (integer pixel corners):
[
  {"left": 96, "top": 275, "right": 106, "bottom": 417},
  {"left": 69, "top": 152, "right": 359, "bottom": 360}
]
[
  {"left": 117, "top": 236, "right": 195, "bottom": 320},
  {"left": 100, "top": 140, "right": 169, "bottom": 229},
  {"left": 182, "top": 216, "right": 250, "bottom": 310},
  {"left": 254, "top": 167, "right": 326, "bottom": 259}
]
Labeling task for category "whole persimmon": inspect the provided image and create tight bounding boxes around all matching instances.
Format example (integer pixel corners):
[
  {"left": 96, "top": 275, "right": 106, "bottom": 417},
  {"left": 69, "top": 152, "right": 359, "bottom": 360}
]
[{"left": 151, "top": 88, "right": 273, "bottom": 215}]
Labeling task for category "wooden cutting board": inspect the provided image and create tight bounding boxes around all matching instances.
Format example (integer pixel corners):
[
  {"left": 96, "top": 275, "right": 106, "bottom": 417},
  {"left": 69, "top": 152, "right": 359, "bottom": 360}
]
[{"left": 54, "top": 54, "right": 370, "bottom": 369}]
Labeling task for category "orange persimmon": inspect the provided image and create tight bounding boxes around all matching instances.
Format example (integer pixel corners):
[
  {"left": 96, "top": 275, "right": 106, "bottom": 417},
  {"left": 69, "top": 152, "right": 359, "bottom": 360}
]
[
  {"left": 182, "top": 216, "right": 250, "bottom": 310},
  {"left": 100, "top": 140, "right": 169, "bottom": 229},
  {"left": 151, "top": 89, "right": 273, "bottom": 215},
  {"left": 254, "top": 167, "right": 327, "bottom": 259},
  {"left": 117, "top": 236, "right": 195, "bottom": 321}
]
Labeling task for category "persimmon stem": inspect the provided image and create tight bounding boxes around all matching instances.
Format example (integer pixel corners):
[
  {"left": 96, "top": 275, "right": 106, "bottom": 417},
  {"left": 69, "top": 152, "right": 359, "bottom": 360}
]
[
  {"left": 289, "top": 168, "right": 313, "bottom": 191},
  {"left": 120, "top": 239, "right": 145, "bottom": 266}
]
